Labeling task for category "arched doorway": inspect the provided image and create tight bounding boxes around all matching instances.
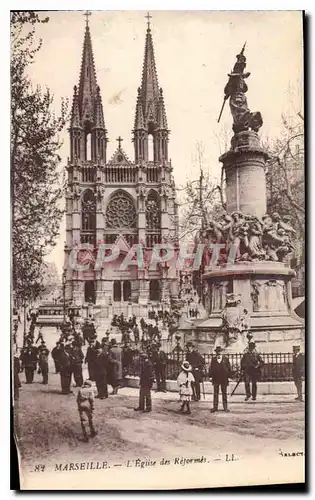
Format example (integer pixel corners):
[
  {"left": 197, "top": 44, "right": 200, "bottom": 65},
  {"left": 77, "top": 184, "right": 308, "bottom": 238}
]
[
  {"left": 123, "top": 281, "right": 131, "bottom": 302},
  {"left": 149, "top": 280, "right": 160, "bottom": 302},
  {"left": 85, "top": 281, "right": 95, "bottom": 304},
  {"left": 113, "top": 281, "right": 121, "bottom": 302}
]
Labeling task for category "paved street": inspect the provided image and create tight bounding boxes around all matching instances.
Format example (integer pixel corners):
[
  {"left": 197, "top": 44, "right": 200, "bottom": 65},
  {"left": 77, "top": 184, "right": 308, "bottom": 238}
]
[{"left": 15, "top": 369, "right": 304, "bottom": 472}]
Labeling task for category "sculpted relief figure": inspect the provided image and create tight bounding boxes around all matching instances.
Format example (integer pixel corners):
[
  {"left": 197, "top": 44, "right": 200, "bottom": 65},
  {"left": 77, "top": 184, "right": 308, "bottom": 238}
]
[
  {"left": 247, "top": 216, "right": 265, "bottom": 260},
  {"left": 262, "top": 213, "right": 295, "bottom": 262},
  {"left": 136, "top": 184, "right": 146, "bottom": 211},
  {"left": 197, "top": 207, "right": 294, "bottom": 264}
]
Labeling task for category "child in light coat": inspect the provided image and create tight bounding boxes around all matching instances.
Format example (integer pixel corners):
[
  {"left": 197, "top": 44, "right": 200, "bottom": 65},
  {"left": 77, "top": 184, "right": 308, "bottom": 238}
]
[
  {"left": 177, "top": 361, "right": 195, "bottom": 414},
  {"left": 77, "top": 379, "right": 97, "bottom": 442}
]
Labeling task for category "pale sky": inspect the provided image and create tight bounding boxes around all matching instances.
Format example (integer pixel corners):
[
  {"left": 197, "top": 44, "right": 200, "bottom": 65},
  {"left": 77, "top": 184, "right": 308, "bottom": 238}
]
[{"left": 27, "top": 10, "right": 303, "bottom": 272}]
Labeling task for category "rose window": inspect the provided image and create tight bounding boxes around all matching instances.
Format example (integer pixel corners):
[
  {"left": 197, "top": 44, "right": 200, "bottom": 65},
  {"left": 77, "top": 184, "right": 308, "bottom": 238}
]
[{"left": 106, "top": 191, "right": 136, "bottom": 228}]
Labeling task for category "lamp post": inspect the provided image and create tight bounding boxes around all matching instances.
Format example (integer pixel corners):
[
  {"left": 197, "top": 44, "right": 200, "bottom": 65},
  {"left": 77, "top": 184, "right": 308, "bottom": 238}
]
[
  {"left": 62, "top": 269, "right": 66, "bottom": 323},
  {"left": 23, "top": 299, "right": 27, "bottom": 345},
  {"left": 175, "top": 333, "right": 182, "bottom": 368}
]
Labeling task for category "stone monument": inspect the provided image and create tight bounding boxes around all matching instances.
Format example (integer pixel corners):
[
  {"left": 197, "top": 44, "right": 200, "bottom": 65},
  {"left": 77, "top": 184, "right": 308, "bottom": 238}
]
[{"left": 186, "top": 45, "right": 304, "bottom": 353}]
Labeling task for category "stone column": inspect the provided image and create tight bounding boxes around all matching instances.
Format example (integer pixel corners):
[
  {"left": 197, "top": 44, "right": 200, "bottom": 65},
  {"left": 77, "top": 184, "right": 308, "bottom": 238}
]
[{"left": 219, "top": 131, "right": 269, "bottom": 219}]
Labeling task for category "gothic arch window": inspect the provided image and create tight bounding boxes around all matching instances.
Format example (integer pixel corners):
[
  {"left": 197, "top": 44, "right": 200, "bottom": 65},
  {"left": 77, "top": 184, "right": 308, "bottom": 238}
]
[
  {"left": 81, "top": 189, "right": 96, "bottom": 231},
  {"left": 85, "top": 132, "right": 91, "bottom": 161},
  {"left": 105, "top": 190, "right": 136, "bottom": 229},
  {"left": 146, "top": 191, "right": 160, "bottom": 230},
  {"left": 148, "top": 134, "right": 154, "bottom": 162}
]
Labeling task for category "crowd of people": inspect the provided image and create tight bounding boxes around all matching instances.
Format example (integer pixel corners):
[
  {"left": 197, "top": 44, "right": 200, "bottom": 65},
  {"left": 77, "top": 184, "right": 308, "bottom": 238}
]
[
  {"left": 13, "top": 308, "right": 304, "bottom": 442},
  {"left": 110, "top": 308, "right": 180, "bottom": 345}
]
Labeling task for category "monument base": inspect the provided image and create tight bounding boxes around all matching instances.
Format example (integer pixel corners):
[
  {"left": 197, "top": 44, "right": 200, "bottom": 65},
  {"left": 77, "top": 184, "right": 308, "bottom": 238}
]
[{"left": 179, "top": 262, "right": 304, "bottom": 354}]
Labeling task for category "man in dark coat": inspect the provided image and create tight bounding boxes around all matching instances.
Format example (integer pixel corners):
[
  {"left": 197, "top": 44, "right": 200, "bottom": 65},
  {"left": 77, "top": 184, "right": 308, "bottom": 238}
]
[
  {"left": 134, "top": 352, "right": 154, "bottom": 412},
  {"left": 108, "top": 339, "right": 123, "bottom": 394},
  {"left": 37, "top": 341, "right": 50, "bottom": 384},
  {"left": 209, "top": 346, "right": 232, "bottom": 412},
  {"left": 122, "top": 342, "right": 134, "bottom": 377},
  {"left": 51, "top": 341, "right": 62, "bottom": 373},
  {"left": 186, "top": 343, "right": 205, "bottom": 401},
  {"left": 131, "top": 314, "right": 137, "bottom": 327},
  {"left": 13, "top": 349, "right": 21, "bottom": 401},
  {"left": 85, "top": 339, "right": 101, "bottom": 381},
  {"left": 72, "top": 341, "right": 84, "bottom": 387},
  {"left": 94, "top": 346, "right": 109, "bottom": 399},
  {"left": 151, "top": 343, "right": 167, "bottom": 392},
  {"left": 59, "top": 343, "right": 74, "bottom": 394},
  {"left": 292, "top": 345, "right": 304, "bottom": 402},
  {"left": 241, "top": 341, "right": 264, "bottom": 401},
  {"left": 133, "top": 325, "right": 140, "bottom": 343},
  {"left": 20, "top": 340, "right": 38, "bottom": 384}
]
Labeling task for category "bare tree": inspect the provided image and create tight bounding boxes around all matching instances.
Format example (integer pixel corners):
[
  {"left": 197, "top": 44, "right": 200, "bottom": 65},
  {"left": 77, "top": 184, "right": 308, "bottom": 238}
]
[{"left": 176, "top": 141, "right": 224, "bottom": 242}]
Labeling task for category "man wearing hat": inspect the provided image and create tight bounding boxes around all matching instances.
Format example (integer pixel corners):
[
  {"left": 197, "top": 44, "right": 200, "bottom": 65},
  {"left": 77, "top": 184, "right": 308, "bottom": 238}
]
[
  {"left": 108, "top": 338, "right": 123, "bottom": 394},
  {"left": 71, "top": 339, "right": 84, "bottom": 387},
  {"left": 37, "top": 341, "right": 50, "bottom": 385},
  {"left": 241, "top": 341, "right": 264, "bottom": 401},
  {"left": 20, "top": 339, "right": 38, "bottom": 384},
  {"left": 13, "top": 347, "right": 21, "bottom": 401},
  {"left": 58, "top": 341, "right": 74, "bottom": 394},
  {"left": 134, "top": 352, "right": 154, "bottom": 412},
  {"left": 209, "top": 346, "right": 232, "bottom": 412},
  {"left": 85, "top": 338, "right": 101, "bottom": 381},
  {"left": 292, "top": 345, "right": 304, "bottom": 402},
  {"left": 185, "top": 342, "right": 205, "bottom": 401},
  {"left": 94, "top": 345, "right": 109, "bottom": 399},
  {"left": 151, "top": 343, "right": 167, "bottom": 393}
]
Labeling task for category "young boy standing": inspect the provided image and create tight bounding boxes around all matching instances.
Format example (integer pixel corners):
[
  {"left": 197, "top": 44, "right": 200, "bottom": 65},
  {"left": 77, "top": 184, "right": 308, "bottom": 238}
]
[{"left": 77, "top": 380, "right": 98, "bottom": 442}]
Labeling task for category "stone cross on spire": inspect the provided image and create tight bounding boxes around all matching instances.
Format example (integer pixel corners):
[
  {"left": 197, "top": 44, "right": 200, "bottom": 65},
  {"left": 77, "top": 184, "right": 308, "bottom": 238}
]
[
  {"left": 116, "top": 136, "right": 123, "bottom": 149},
  {"left": 145, "top": 12, "right": 152, "bottom": 29},
  {"left": 84, "top": 10, "right": 92, "bottom": 26}
]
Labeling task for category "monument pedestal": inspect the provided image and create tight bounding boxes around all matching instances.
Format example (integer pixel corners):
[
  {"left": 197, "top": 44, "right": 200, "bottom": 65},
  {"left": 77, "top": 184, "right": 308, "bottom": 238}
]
[{"left": 196, "top": 262, "right": 303, "bottom": 353}]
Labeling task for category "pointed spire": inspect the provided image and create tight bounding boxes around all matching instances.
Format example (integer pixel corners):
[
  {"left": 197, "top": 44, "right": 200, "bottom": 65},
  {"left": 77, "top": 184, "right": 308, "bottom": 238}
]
[
  {"left": 70, "top": 85, "right": 81, "bottom": 128},
  {"left": 134, "top": 87, "right": 146, "bottom": 130},
  {"left": 94, "top": 85, "right": 105, "bottom": 129},
  {"left": 78, "top": 21, "right": 98, "bottom": 125},
  {"left": 140, "top": 14, "right": 160, "bottom": 122},
  {"left": 157, "top": 88, "right": 168, "bottom": 130}
]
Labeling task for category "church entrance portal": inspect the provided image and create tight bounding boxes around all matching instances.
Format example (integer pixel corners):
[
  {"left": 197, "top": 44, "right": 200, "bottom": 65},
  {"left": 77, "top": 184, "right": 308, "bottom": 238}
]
[
  {"left": 84, "top": 281, "right": 95, "bottom": 304},
  {"left": 113, "top": 280, "right": 132, "bottom": 302}
]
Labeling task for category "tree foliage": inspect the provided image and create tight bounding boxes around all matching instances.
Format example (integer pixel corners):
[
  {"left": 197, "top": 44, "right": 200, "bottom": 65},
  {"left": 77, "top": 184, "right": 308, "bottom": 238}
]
[
  {"left": 41, "top": 262, "right": 61, "bottom": 297},
  {"left": 264, "top": 112, "right": 304, "bottom": 236},
  {"left": 263, "top": 109, "right": 304, "bottom": 279},
  {"left": 11, "top": 11, "right": 69, "bottom": 304}
]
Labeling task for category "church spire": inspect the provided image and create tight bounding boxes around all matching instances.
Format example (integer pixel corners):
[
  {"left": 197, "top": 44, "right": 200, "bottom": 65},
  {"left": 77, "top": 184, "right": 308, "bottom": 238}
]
[
  {"left": 133, "top": 13, "right": 169, "bottom": 163},
  {"left": 69, "top": 13, "right": 107, "bottom": 163},
  {"left": 78, "top": 17, "right": 98, "bottom": 126},
  {"left": 157, "top": 88, "right": 168, "bottom": 130},
  {"left": 134, "top": 87, "right": 146, "bottom": 130},
  {"left": 140, "top": 13, "right": 160, "bottom": 123}
]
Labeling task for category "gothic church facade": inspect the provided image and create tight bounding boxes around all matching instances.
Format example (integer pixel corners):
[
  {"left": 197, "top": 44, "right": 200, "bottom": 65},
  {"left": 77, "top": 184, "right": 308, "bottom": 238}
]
[{"left": 64, "top": 16, "right": 179, "bottom": 307}]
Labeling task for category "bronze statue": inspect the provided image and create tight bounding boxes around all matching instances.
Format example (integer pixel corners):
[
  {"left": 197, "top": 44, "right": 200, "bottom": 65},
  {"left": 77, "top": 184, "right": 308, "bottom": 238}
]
[{"left": 218, "top": 43, "right": 263, "bottom": 134}]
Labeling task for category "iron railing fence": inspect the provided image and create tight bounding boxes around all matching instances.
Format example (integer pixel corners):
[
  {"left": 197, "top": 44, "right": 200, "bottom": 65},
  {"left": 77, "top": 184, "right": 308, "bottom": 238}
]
[{"left": 124, "top": 352, "right": 300, "bottom": 382}]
